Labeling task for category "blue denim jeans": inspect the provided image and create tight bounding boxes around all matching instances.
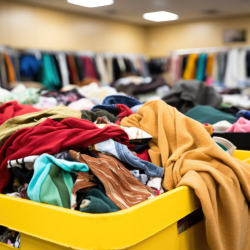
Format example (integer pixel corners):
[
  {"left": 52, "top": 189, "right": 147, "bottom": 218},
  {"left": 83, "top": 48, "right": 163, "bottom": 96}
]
[{"left": 95, "top": 139, "right": 164, "bottom": 177}]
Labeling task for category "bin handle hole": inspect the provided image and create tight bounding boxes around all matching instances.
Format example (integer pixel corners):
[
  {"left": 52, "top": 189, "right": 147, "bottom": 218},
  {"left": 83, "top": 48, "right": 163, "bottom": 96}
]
[
  {"left": 0, "top": 226, "right": 20, "bottom": 248},
  {"left": 177, "top": 207, "right": 204, "bottom": 234}
]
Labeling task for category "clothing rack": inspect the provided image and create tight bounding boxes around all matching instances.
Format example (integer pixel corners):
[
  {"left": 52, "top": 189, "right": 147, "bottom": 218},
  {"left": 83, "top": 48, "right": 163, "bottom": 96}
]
[
  {"left": 167, "top": 46, "right": 250, "bottom": 88},
  {"left": 0, "top": 45, "right": 150, "bottom": 90}
]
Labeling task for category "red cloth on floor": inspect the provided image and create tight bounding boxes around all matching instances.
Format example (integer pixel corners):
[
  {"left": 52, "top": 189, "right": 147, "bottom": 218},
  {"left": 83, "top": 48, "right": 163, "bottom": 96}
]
[
  {"left": 0, "top": 101, "right": 40, "bottom": 125},
  {"left": 136, "top": 149, "right": 151, "bottom": 162},
  {"left": 115, "top": 104, "right": 133, "bottom": 125},
  {"left": 0, "top": 117, "right": 129, "bottom": 192}
]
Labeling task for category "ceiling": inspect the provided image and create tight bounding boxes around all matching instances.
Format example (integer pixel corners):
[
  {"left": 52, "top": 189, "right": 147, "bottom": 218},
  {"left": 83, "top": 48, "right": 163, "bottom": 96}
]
[{"left": 11, "top": 0, "right": 250, "bottom": 25}]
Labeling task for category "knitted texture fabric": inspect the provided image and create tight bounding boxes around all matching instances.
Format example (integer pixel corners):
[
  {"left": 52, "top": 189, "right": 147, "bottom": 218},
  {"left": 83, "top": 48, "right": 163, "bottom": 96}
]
[{"left": 121, "top": 100, "right": 250, "bottom": 250}]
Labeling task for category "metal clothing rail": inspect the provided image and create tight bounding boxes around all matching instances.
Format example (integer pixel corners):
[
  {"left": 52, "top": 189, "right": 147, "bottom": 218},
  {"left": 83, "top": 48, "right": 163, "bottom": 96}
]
[
  {"left": 0, "top": 44, "right": 146, "bottom": 58},
  {"left": 170, "top": 45, "right": 250, "bottom": 56},
  {"left": 170, "top": 46, "right": 228, "bottom": 55}
]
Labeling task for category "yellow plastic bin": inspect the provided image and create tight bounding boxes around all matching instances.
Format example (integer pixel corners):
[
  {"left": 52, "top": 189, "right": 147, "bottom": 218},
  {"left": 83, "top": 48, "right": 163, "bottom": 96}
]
[{"left": 0, "top": 150, "right": 249, "bottom": 250}]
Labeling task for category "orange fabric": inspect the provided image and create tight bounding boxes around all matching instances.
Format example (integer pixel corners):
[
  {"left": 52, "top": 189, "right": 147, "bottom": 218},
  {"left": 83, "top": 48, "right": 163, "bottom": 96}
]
[
  {"left": 3, "top": 52, "right": 16, "bottom": 83},
  {"left": 121, "top": 100, "right": 250, "bottom": 250},
  {"left": 206, "top": 53, "right": 214, "bottom": 76}
]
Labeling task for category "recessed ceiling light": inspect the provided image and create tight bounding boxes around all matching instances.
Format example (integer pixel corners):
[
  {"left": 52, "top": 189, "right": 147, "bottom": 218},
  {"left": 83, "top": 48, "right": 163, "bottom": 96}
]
[
  {"left": 143, "top": 11, "right": 178, "bottom": 22},
  {"left": 67, "top": 0, "right": 114, "bottom": 8}
]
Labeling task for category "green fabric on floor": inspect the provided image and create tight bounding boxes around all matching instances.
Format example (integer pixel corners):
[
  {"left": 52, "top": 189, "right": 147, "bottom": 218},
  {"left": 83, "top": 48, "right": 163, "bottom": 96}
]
[
  {"left": 185, "top": 105, "right": 237, "bottom": 124},
  {"left": 80, "top": 189, "right": 120, "bottom": 214}
]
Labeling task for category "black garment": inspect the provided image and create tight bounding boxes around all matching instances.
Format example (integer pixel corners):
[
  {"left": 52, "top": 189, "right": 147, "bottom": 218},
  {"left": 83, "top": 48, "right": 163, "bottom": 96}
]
[
  {"left": 212, "top": 132, "right": 250, "bottom": 150},
  {"left": 182, "top": 55, "right": 189, "bottom": 77},
  {"left": 162, "top": 80, "right": 222, "bottom": 114},
  {"left": 148, "top": 58, "right": 167, "bottom": 75},
  {"left": 124, "top": 58, "right": 132, "bottom": 72},
  {"left": 74, "top": 56, "right": 84, "bottom": 81},
  {"left": 112, "top": 58, "right": 122, "bottom": 81},
  {"left": 12, "top": 167, "right": 33, "bottom": 184},
  {"left": 216, "top": 106, "right": 240, "bottom": 116},
  {"left": 92, "top": 57, "right": 100, "bottom": 81},
  {"left": 52, "top": 55, "right": 62, "bottom": 89},
  {"left": 81, "top": 109, "right": 119, "bottom": 123},
  {"left": 247, "top": 51, "right": 250, "bottom": 77}
]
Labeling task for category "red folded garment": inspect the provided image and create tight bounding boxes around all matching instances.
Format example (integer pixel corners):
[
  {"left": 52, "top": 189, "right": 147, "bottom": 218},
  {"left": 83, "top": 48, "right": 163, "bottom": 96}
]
[
  {"left": 0, "top": 117, "right": 129, "bottom": 192},
  {"left": 136, "top": 149, "right": 151, "bottom": 162},
  {"left": 115, "top": 104, "right": 133, "bottom": 125},
  {"left": 0, "top": 101, "right": 40, "bottom": 125}
]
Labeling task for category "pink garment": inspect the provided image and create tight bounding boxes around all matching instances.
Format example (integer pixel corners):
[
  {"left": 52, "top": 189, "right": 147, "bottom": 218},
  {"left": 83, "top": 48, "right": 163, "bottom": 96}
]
[
  {"left": 68, "top": 98, "right": 94, "bottom": 111},
  {"left": 205, "top": 76, "right": 214, "bottom": 85},
  {"left": 170, "top": 55, "right": 183, "bottom": 84},
  {"left": 227, "top": 117, "right": 250, "bottom": 132}
]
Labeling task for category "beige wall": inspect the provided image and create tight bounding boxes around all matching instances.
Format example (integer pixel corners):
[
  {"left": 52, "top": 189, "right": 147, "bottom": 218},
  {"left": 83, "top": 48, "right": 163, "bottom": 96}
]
[
  {"left": 1, "top": 0, "right": 250, "bottom": 58},
  {"left": 146, "top": 16, "right": 250, "bottom": 57},
  {"left": 0, "top": 0, "right": 147, "bottom": 54}
]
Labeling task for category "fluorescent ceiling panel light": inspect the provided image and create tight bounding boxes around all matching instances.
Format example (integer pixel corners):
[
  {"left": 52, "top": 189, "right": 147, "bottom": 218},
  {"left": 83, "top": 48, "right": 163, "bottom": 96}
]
[
  {"left": 143, "top": 11, "right": 178, "bottom": 22},
  {"left": 67, "top": 0, "right": 114, "bottom": 8}
]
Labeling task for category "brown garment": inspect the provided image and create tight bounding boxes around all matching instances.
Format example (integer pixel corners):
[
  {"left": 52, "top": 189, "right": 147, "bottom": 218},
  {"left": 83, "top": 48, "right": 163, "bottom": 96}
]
[
  {"left": 3, "top": 52, "right": 16, "bottom": 83},
  {"left": 66, "top": 55, "right": 79, "bottom": 85},
  {"left": 71, "top": 171, "right": 97, "bottom": 210},
  {"left": 0, "top": 52, "right": 8, "bottom": 88},
  {"left": 70, "top": 150, "right": 155, "bottom": 209}
]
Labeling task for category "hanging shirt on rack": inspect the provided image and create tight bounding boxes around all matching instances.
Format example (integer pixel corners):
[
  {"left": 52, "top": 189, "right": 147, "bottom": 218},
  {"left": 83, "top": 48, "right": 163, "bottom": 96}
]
[
  {"left": 96, "top": 55, "right": 109, "bottom": 85},
  {"left": 247, "top": 51, "right": 250, "bottom": 77},
  {"left": 81, "top": 56, "right": 98, "bottom": 80},
  {"left": 217, "top": 52, "right": 227, "bottom": 83},
  {"left": 224, "top": 49, "right": 239, "bottom": 88},
  {"left": 196, "top": 54, "right": 207, "bottom": 81},
  {"left": 0, "top": 52, "right": 8, "bottom": 89},
  {"left": 66, "top": 55, "right": 79, "bottom": 85},
  {"left": 238, "top": 49, "right": 247, "bottom": 86},
  {"left": 3, "top": 52, "right": 16, "bottom": 84},
  {"left": 38, "top": 54, "right": 61, "bottom": 90},
  {"left": 183, "top": 54, "right": 198, "bottom": 80},
  {"left": 56, "top": 53, "right": 70, "bottom": 87}
]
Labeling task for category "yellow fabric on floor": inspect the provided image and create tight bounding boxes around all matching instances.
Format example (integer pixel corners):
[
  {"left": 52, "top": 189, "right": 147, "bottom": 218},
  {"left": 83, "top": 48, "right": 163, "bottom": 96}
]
[
  {"left": 121, "top": 100, "right": 250, "bottom": 250},
  {"left": 0, "top": 105, "right": 81, "bottom": 146}
]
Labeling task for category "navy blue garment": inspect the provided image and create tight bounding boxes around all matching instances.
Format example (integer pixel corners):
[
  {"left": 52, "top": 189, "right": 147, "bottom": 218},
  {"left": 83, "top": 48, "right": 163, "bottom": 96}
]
[
  {"left": 91, "top": 95, "right": 142, "bottom": 115},
  {"left": 236, "top": 110, "right": 250, "bottom": 120},
  {"left": 103, "top": 95, "right": 142, "bottom": 108},
  {"left": 20, "top": 55, "right": 42, "bottom": 80}
]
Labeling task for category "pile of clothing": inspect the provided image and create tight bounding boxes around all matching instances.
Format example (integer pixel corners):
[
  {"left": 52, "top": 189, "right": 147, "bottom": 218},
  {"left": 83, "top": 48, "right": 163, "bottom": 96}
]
[
  {"left": 111, "top": 76, "right": 170, "bottom": 102},
  {"left": 0, "top": 85, "right": 250, "bottom": 250}
]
